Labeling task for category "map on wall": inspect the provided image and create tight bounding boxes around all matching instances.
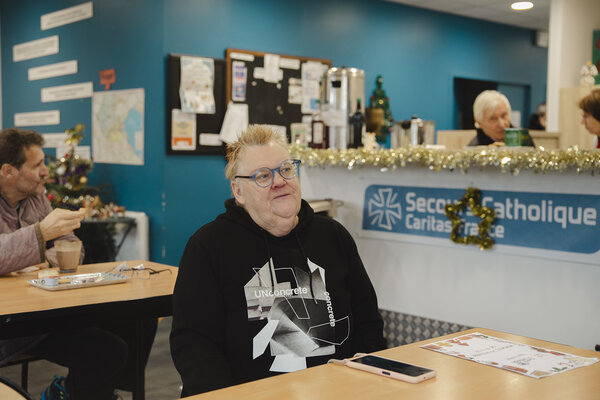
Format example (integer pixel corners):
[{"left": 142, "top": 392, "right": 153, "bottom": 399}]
[{"left": 92, "top": 88, "right": 144, "bottom": 165}]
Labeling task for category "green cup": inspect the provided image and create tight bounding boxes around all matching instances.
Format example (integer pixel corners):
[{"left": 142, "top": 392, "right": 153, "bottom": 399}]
[{"left": 504, "top": 128, "right": 531, "bottom": 146}]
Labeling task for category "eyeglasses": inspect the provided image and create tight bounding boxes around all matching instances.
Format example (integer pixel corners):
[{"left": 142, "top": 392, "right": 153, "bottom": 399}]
[
  {"left": 111, "top": 263, "right": 172, "bottom": 279},
  {"left": 235, "top": 159, "right": 301, "bottom": 188}
]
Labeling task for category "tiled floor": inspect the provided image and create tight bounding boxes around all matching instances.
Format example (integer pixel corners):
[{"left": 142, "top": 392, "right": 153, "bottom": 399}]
[{"left": 0, "top": 317, "right": 182, "bottom": 400}]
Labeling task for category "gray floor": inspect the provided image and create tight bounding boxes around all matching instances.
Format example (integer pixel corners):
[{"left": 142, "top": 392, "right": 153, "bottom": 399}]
[{"left": 0, "top": 317, "right": 182, "bottom": 400}]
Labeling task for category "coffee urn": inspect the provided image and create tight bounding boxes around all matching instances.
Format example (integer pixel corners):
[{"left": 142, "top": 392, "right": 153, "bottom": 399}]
[{"left": 323, "top": 67, "right": 365, "bottom": 149}]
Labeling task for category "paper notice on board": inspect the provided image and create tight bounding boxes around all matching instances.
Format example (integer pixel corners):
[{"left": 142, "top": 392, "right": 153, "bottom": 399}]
[
  {"left": 232, "top": 61, "right": 247, "bottom": 102},
  {"left": 179, "top": 56, "right": 215, "bottom": 114},
  {"left": 199, "top": 134, "right": 222, "bottom": 146},
  {"left": 302, "top": 61, "right": 327, "bottom": 114},
  {"left": 171, "top": 109, "right": 196, "bottom": 150},
  {"left": 279, "top": 58, "right": 300, "bottom": 70},
  {"left": 219, "top": 102, "right": 248, "bottom": 143},
  {"left": 264, "top": 54, "right": 281, "bottom": 83},
  {"left": 288, "top": 78, "right": 302, "bottom": 104}
]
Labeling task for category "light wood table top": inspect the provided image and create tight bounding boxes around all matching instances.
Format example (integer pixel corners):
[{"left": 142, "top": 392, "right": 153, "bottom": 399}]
[
  {"left": 0, "top": 260, "right": 177, "bottom": 400},
  {"left": 0, "top": 380, "right": 28, "bottom": 400},
  {"left": 0, "top": 260, "right": 177, "bottom": 317},
  {"left": 183, "top": 328, "right": 600, "bottom": 400}
]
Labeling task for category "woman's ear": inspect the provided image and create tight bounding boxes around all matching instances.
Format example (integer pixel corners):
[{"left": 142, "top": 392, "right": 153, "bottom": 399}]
[{"left": 231, "top": 180, "right": 245, "bottom": 205}]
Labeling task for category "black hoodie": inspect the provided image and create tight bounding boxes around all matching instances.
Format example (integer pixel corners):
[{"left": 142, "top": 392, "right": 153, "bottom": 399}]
[{"left": 170, "top": 199, "right": 386, "bottom": 396}]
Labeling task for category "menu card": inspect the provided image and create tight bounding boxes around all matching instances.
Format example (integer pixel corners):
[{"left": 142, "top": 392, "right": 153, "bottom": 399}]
[{"left": 421, "top": 332, "right": 598, "bottom": 379}]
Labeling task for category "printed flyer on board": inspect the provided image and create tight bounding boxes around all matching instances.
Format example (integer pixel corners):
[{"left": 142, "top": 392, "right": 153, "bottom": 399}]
[{"left": 421, "top": 332, "right": 598, "bottom": 378}]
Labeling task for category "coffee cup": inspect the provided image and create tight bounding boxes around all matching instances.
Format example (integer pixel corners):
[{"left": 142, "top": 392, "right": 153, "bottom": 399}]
[{"left": 54, "top": 239, "right": 82, "bottom": 273}]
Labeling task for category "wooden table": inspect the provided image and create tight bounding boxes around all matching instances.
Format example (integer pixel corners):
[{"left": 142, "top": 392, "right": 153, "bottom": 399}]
[
  {"left": 0, "top": 260, "right": 177, "bottom": 400},
  {"left": 183, "top": 328, "right": 600, "bottom": 400},
  {"left": 0, "top": 378, "right": 29, "bottom": 400}
]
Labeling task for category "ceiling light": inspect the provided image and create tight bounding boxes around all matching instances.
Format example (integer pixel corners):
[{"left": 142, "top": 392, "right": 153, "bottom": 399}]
[{"left": 511, "top": 2, "right": 534, "bottom": 11}]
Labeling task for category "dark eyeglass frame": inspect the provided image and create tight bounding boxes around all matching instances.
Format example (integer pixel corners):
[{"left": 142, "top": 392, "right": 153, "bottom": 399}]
[{"left": 235, "top": 159, "right": 301, "bottom": 188}]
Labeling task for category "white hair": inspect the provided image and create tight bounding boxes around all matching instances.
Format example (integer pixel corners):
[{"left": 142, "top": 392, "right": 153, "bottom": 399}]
[{"left": 473, "top": 90, "right": 511, "bottom": 127}]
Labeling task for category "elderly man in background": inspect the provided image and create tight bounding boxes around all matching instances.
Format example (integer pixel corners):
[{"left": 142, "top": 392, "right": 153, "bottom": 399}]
[
  {"left": 468, "top": 90, "right": 513, "bottom": 146},
  {"left": 0, "top": 128, "right": 128, "bottom": 400},
  {"left": 171, "top": 124, "right": 387, "bottom": 397}
]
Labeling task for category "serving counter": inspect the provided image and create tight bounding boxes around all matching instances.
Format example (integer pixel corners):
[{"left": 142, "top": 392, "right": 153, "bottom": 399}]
[{"left": 294, "top": 146, "right": 600, "bottom": 350}]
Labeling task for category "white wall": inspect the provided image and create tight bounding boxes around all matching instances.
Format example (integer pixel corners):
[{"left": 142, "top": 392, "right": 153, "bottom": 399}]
[{"left": 546, "top": 0, "right": 600, "bottom": 132}]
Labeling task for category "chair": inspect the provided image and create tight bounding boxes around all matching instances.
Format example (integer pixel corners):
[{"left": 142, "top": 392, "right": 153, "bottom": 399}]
[
  {"left": 1, "top": 354, "right": 40, "bottom": 392},
  {"left": 0, "top": 375, "right": 34, "bottom": 400}
]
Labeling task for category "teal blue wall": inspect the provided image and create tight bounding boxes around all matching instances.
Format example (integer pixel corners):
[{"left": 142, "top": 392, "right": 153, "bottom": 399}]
[{"left": 1, "top": 0, "right": 548, "bottom": 265}]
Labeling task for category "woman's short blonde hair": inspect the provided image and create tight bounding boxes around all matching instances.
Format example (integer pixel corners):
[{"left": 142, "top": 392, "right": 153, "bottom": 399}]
[
  {"left": 225, "top": 125, "right": 288, "bottom": 180},
  {"left": 473, "top": 90, "right": 512, "bottom": 126}
]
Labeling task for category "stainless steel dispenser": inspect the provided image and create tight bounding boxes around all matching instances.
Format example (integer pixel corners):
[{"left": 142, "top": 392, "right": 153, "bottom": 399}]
[
  {"left": 323, "top": 67, "right": 365, "bottom": 149},
  {"left": 392, "top": 118, "right": 435, "bottom": 147}
]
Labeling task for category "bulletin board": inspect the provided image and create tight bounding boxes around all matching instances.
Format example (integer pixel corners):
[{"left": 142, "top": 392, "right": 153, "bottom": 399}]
[
  {"left": 166, "top": 53, "right": 227, "bottom": 155},
  {"left": 225, "top": 48, "right": 331, "bottom": 141}
]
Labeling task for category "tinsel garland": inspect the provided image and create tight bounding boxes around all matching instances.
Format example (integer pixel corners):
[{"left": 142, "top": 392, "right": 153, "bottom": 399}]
[
  {"left": 289, "top": 145, "right": 600, "bottom": 175},
  {"left": 444, "top": 187, "right": 496, "bottom": 250}
]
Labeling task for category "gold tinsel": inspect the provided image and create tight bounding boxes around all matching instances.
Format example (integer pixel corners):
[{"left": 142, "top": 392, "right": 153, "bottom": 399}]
[{"left": 289, "top": 145, "right": 600, "bottom": 175}]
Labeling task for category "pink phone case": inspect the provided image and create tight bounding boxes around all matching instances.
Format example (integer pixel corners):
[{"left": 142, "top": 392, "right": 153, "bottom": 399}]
[{"left": 345, "top": 355, "right": 436, "bottom": 383}]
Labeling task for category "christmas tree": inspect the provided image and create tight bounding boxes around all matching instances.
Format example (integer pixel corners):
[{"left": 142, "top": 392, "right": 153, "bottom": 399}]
[
  {"left": 45, "top": 124, "right": 125, "bottom": 263},
  {"left": 46, "top": 124, "right": 124, "bottom": 218},
  {"left": 369, "top": 75, "right": 394, "bottom": 144}
]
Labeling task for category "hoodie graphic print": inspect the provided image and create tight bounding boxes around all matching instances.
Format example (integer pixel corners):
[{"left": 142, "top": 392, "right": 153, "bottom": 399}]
[{"left": 245, "top": 257, "right": 349, "bottom": 373}]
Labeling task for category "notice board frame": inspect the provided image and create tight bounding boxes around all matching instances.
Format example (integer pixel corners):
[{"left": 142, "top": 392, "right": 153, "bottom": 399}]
[
  {"left": 166, "top": 53, "right": 226, "bottom": 155},
  {"left": 225, "top": 48, "right": 331, "bottom": 141}
]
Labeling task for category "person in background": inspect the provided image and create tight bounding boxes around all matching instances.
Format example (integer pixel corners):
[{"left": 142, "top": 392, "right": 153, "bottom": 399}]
[
  {"left": 579, "top": 89, "right": 600, "bottom": 147},
  {"left": 0, "top": 128, "right": 156, "bottom": 400},
  {"left": 468, "top": 90, "right": 512, "bottom": 146},
  {"left": 528, "top": 102, "right": 547, "bottom": 130},
  {"left": 0, "top": 128, "right": 126, "bottom": 399},
  {"left": 170, "top": 125, "right": 386, "bottom": 396}
]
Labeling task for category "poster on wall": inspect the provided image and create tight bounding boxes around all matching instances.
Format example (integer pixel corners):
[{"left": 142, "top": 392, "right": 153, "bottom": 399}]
[
  {"left": 179, "top": 56, "right": 215, "bottom": 114},
  {"left": 171, "top": 109, "right": 196, "bottom": 150},
  {"left": 92, "top": 88, "right": 144, "bottom": 165}
]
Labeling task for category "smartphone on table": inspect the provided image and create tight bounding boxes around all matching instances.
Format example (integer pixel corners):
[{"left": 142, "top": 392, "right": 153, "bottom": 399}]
[{"left": 345, "top": 354, "right": 436, "bottom": 383}]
